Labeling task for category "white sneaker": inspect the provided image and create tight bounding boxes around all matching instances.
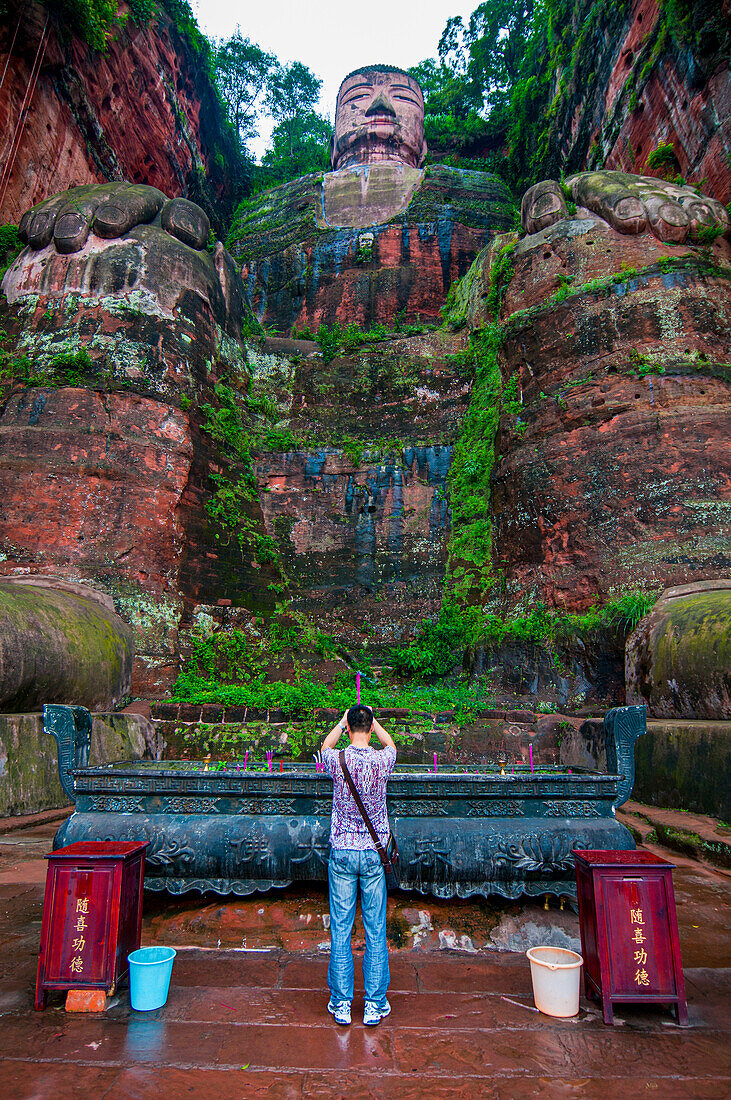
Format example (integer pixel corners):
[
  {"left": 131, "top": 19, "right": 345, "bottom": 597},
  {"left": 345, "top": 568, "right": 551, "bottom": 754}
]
[
  {"left": 327, "top": 998, "right": 351, "bottom": 1025},
  {"left": 363, "top": 1000, "right": 391, "bottom": 1026}
]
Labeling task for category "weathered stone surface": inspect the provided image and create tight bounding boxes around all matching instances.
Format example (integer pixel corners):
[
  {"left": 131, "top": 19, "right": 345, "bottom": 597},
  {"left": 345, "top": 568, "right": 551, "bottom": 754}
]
[
  {"left": 464, "top": 202, "right": 731, "bottom": 614},
  {"left": 332, "top": 66, "right": 427, "bottom": 170},
  {"left": 229, "top": 165, "right": 515, "bottom": 331},
  {"left": 522, "top": 172, "right": 729, "bottom": 244},
  {"left": 526, "top": 0, "right": 731, "bottom": 206},
  {"left": 0, "top": 386, "right": 194, "bottom": 691},
  {"left": 596, "top": 1, "right": 731, "bottom": 205},
  {"left": 626, "top": 581, "right": 731, "bottom": 719},
  {"left": 468, "top": 633, "right": 624, "bottom": 710},
  {"left": 633, "top": 719, "right": 731, "bottom": 822},
  {"left": 255, "top": 443, "right": 454, "bottom": 650},
  {"left": 322, "top": 164, "right": 424, "bottom": 228},
  {"left": 0, "top": 710, "right": 155, "bottom": 816},
  {"left": 0, "top": 0, "right": 239, "bottom": 230},
  {"left": 0, "top": 579, "right": 133, "bottom": 711},
  {"left": 248, "top": 329, "right": 470, "bottom": 647},
  {"left": 0, "top": 185, "right": 277, "bottom": 696}
]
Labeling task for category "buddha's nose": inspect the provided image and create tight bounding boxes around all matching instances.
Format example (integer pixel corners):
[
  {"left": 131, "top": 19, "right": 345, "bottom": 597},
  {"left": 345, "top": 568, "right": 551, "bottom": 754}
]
[{"left": 365, "top": 90, "right": 396, "bottom": 118}]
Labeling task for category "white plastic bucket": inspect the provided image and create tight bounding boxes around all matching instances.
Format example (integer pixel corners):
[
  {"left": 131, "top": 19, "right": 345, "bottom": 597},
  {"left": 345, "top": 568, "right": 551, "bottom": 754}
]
[{"left": 526, "top": 946, "right": 583, "bottom": 1017}]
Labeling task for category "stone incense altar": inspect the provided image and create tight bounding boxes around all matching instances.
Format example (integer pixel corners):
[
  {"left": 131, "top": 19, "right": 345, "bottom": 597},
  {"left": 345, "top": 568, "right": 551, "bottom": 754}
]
[{"left": 47, "top": 703, "right": 646, "bottom": 901}]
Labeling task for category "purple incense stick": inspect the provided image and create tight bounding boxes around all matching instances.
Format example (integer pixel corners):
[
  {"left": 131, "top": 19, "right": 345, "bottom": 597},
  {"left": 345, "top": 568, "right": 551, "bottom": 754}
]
[
  {"left": 356, "top": 672, "right": 360, "bottom": 705},
  {"left": 433, "top": 752, "right": 438, "bottom": 773},
  {"left": 243, "top": 750, "right": 249, "bottom": 771},
  {"left": 529, "top": 744, "right": 534, "bottom": 774}
]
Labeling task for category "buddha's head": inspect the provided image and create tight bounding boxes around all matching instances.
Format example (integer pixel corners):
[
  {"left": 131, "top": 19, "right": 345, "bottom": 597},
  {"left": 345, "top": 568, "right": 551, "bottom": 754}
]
[{"left": 332, "top": 66, "right": 427, "bottom": 171}]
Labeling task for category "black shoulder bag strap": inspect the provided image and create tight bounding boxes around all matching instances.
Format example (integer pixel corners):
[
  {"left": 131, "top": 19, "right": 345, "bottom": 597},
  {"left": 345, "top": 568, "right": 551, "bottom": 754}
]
[{"left": 338, "top": 749, "right": 396, "bottom": 878}]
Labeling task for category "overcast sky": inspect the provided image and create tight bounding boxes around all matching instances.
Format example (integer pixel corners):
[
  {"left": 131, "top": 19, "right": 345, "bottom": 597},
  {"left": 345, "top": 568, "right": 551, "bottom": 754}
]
[{"left": 191, "top": 0, "right": 477, "bottom": 159}]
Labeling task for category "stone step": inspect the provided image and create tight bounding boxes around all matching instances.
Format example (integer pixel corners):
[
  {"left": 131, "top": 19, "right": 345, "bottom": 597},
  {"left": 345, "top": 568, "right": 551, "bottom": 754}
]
[
  {"left": 148, "top": 701, "right": 540, "bottom": 724},
  {"left": 620, "top": 800, "right": 731, "bottom": 870}
]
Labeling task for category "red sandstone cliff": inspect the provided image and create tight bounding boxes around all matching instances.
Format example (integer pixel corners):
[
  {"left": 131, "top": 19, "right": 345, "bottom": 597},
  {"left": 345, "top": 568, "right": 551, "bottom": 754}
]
[
  {"left": 462, "top": 219, "right": 731, "bottom": 615},
  {"left": 555, "top": 0, "right": 730, "bottom": 203},
  {"left": 493, "top": 0, "right": 730, "bottom": 205},
  {"left": 0, "top": 0, "right": 240, "bottom": 231}
]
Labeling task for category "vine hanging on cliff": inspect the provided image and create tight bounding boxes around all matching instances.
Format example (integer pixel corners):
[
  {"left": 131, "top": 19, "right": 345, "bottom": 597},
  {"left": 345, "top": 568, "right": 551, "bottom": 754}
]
[{"left": 445, "top": 322, "right": 504, "bottom": 606}]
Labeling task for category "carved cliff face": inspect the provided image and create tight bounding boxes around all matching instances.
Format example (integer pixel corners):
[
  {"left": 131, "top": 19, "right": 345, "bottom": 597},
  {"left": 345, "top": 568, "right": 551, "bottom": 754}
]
[
  {"left": 332, "top": 67, "right": 426, "bottom": 170},
  {"left": 459, "top": 170, "right": 731, "bottom": 615},
  {"left": 0, "top": 182, "right": 278, "bottom": 695}
]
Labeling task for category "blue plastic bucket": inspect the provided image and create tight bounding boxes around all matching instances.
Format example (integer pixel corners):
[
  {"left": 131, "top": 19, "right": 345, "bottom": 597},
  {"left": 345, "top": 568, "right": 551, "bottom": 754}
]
[{"left": 128, "top": 946, "right": 176, "bottom": 1011}]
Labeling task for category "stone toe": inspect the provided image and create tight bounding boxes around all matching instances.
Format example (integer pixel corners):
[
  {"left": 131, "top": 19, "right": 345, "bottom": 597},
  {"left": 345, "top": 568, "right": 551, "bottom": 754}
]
[
  {"left": 646, "top": 198, "right": 690, "bottom": 243},
  {"left": 26, "top": 210, "right": 57, "bottom": 250},
  {"left": 521, "top": 181, "right": 567, "bottom": 234},
  {"left": 53, "top": 210, "right": 91, "bottom": 254},
  {"left": 160, "top": 197, "right": 210, "bottom": 250}
]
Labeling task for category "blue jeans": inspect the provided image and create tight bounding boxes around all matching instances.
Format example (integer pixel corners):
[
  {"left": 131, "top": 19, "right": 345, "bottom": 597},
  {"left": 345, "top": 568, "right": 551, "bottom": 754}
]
[{"left": 327, "top": 848, "right": 389, "bottom": 1008}]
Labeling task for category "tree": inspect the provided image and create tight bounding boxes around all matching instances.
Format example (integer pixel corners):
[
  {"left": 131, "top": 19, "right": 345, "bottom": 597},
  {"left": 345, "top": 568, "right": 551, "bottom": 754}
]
[
  {"left": 266, "top": 61, "right": 323, "bottom": 161},
  {"left": 408, "top": 57, "right": 483, "bottom": 120},
  {"left": 438, "top": 0, "right": 537, "bottom": 113},
  {"left": 212, "top": 31, "right": 277, "bottom": 151},
  {"left": 260, "top": 110, "right": 332, "bottom": 187}
]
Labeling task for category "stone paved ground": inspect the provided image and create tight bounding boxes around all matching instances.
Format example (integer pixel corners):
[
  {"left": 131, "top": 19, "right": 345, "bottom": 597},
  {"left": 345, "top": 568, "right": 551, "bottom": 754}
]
[{"left": 0, "top": 817, "right": 729, "bottom": 1098}]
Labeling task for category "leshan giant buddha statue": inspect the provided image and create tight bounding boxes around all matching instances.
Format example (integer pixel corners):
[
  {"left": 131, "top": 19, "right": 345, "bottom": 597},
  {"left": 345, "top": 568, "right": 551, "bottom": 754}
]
[
  {"left": 331, "top": 66, "right": 427, "bottom": 170},
  {"left": 230, "top": 65, "right": 514, "bottom": 331}
]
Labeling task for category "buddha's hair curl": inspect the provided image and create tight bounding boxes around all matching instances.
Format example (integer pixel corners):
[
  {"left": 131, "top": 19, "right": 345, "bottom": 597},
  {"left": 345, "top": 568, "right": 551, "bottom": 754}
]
[{"left": 337, "top": 65, "right": 423, "bottom": 98}]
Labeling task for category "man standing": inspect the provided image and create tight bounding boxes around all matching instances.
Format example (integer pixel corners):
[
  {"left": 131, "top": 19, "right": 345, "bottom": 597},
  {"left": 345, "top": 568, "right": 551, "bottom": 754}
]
[{"left": 321, "top": 704, "right": 396, "bottom": 1026}]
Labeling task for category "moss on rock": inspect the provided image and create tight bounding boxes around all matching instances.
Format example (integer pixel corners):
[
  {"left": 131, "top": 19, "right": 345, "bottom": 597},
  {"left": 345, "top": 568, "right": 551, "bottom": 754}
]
[
  {"left": 0, "top": 581, "right": 134, "bottom": 711},
  {"left": 626, "top": 582, "right": 731, "bottom": 719}
]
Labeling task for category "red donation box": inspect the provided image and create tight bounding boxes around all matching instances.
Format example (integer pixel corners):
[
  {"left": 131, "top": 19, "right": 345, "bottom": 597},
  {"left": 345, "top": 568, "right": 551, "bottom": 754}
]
[
  {"left": 35, "top": 841, "right": 148, "bottom": 1010},
  {"left": 573, "top": 849, "right": 688, "bottom": 1025}
]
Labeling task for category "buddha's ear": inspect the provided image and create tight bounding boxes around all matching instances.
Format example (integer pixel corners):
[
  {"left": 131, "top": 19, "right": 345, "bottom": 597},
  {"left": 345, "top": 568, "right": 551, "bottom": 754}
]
[
  {"left": 418, "top": 139, "right": 428, "bottom": 168},
  {"left": 330, "top": 133, "right": 336, "bottom": 169}
]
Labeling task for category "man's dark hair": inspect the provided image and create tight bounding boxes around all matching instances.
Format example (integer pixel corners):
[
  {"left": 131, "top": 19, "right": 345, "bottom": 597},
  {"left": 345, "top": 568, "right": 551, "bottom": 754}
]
[{"left": 347, "top": 704, "right": 373, "bottom": 733}]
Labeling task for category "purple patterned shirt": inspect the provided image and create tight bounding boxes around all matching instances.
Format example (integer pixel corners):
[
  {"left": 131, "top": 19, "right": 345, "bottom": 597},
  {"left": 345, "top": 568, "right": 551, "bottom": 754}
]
[{"left": 322, "top": 745, "right": 396, "bottom": 850}]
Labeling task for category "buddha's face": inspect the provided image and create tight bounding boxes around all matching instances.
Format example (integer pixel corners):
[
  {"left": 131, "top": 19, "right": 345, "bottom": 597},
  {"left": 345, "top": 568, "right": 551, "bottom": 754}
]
[{"left": 332, "top": 68, "right": 427, "bottom": 170}]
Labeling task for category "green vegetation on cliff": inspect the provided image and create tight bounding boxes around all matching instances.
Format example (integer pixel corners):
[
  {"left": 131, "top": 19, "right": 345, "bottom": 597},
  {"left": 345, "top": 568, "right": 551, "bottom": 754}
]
[
  {"left": 445, "top": 324, "right": 503, "bottom": 605},
  {"left": 413, "top": 0, "right": 730, "bottom": 192},
  {"left": 199, "top": 381, "right": 281, "bottom": 569},
  {"left": 387, "top": 226, "right": 687, "bottom": 681},
  {"left": 39, "top": 0, "right": 205, "bottom": 54},
  {"left": 171, "top": 623, "right": 490, "bottom": 717},
  {"left": 0, "top": 225, "right": 22, "bottom": 281},
  {"left": 390, "top": 592, "right": 656, "bottom": 681}
]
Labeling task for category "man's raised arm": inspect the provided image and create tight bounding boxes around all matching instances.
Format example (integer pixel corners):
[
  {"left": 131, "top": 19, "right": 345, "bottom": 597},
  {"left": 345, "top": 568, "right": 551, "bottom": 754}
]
[
  {"left": 322, "top": 710, "right": 350, "bottom": 751},
  {"left": 372, "top": 716, "right": 396, "bottom": 752}
]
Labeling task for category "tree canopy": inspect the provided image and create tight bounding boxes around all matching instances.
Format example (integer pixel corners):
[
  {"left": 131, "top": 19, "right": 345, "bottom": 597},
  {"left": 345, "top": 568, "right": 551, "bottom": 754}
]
[
  {"left": 438, "top": 1, "right": 537, "bottom": 114},
  {"left": 212, "top": 32, "right": 277, "bottom": 153},
  {"left": 261, "top": 110, "right": 332, "bottom": 186},
  {"left": 210, "top": 39, "right": 331, "bottom": 191}
]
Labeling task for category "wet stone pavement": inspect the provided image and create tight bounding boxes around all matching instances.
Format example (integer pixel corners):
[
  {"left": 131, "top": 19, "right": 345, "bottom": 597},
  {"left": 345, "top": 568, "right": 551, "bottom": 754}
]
[{"left": 0, "top": 817, "right": 729, "bottom": 1098}]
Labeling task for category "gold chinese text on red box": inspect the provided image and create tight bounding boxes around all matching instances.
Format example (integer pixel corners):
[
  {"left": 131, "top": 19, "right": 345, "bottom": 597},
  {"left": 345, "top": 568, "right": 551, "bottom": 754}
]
[
  {"left": 573, "top": 849, "right": 688, "bottom": 1025},
  {"left": 36, "top": 841, "right": 147, "bottom": 1010}
]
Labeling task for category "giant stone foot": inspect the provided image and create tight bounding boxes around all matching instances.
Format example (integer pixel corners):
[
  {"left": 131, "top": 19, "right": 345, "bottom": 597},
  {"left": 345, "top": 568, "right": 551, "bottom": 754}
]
[
  {"left": 18, "top": 182, "right": 211, "bottom": 254},
  {"left": 4, "top": 182, "right": 245, "bottom": 347},
  {"left": 0, "top": 182, "right": 268, "bottom": 698},
  {"left": 521, "top": 170, "right": 730, "bottom": 244}
]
